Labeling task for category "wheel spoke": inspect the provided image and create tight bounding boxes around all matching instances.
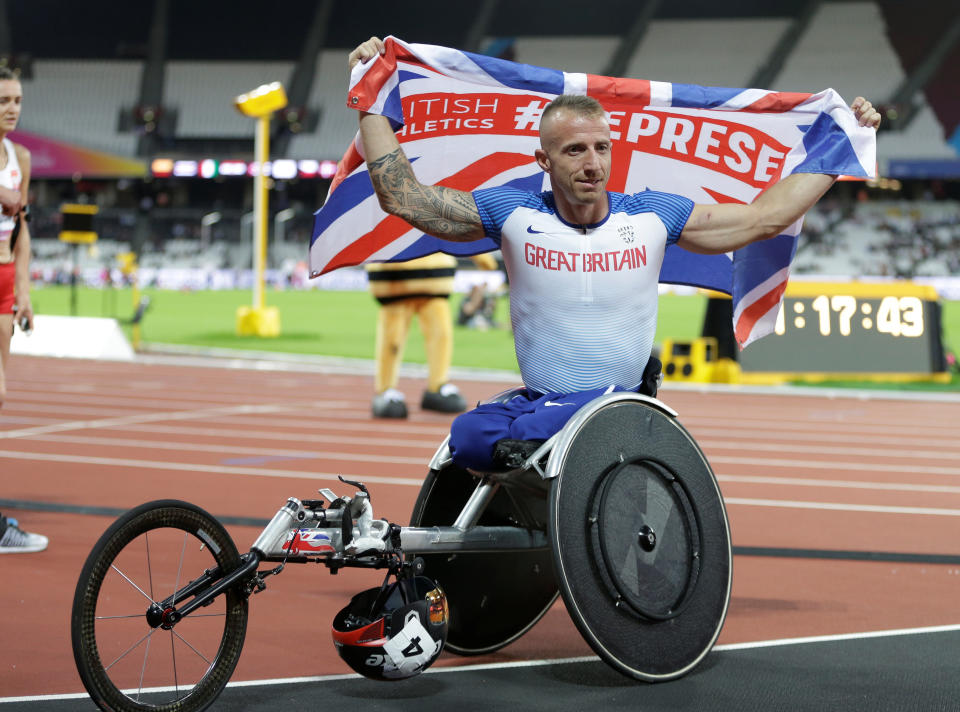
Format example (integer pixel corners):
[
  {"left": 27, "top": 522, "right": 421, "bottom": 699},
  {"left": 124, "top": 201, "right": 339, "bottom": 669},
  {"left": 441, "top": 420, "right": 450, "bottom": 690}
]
[
  {"left": 146, "top": 531, "right": 155, "bottom": 601},
  {"left": 170, "top": 630, "right": 180, "bottom": 700},
  {"left": 109, "top": 564, "right": 155, "bottom": 605},
  {"left": 96, "top": 614, "right": 150, "bottom": 621},
  {"left": 173, "top": 532, "right": 188, "bottom": 605},
  {"left": 135, "top": 629, "right": 153, "bottom": 702},
  {"left": 103, "top": 628, "right": 156, "bottom": 672},
  {"left": 172, "top": 627, "right": 214, "bottom": 667}
]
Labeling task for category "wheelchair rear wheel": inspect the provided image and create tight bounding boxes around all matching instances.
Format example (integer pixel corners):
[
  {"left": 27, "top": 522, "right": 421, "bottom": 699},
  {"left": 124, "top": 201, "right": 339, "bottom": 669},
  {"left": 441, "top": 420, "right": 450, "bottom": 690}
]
[
  {"left": 548, "top": 396, "right": 732, "bottom": 681},
  {"left": 410, "top": 463, "right": 558, "bottom": 655}
]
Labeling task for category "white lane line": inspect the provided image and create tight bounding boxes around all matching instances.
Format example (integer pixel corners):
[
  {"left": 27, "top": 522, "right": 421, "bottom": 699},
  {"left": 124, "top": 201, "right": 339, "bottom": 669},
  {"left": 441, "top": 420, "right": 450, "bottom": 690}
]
[
  {"left": 20, "top": 433, "right": 430, "bottom": 465},
  {"left": 7, "top": 623, "right": 960, "bottom": 704},
  {"left": 208, "top": 413, "right": 449, "bottom": 433},
  {"left": 661, "top": 381, "right": 960, "bottom": 403},
  {"left": 19, "top": 433, "right": 960, "bottom": 494},
  {"left": 120, "top": 424, "right": 442, "bottom": 449},
  {"left": 684, "top": 415, "right": 960, "bottom": 436},
  {"left": 710, "top": 454, "right": 960, "bottom": 477},
  {"left": 8, "top": 392, "right": 362, "bottom": 415},
  {"left": 701, "top": 440, "right": 960, "bottom": 462},
  {"left": 0, "top": 403, "right": 295, "bottom": 439},
  {"left": 6, "top": 391, "right": 285, "bottom": 410},
  {"left": 692, "top": 427, "right": 959, "bottom": 450},
  {"left": 145, "top": 414, "right": 452, "bottom": 437},
  {"left": 28, "top": 431, "right": 956, "bottom": 466},
  {"left": 0, "top": 450, "right": 426, "bottom": 486},
  {"left": 5, "top": 450, "right": 960, "bottom": 514},
  {"left": 719, "top": 474, "right": 960, "bottom": 495},
  {"left": 713, "top": 623, "right": 960, "bottom": 651},
  {"left": 107, "top": 419, "right": 449, "bottom": 439},
  {"left": 724, "top": 497, "right": 960, "bottom": 516},
  {"left": 9, "top": 417, "right": 955, "bottom": 453}
]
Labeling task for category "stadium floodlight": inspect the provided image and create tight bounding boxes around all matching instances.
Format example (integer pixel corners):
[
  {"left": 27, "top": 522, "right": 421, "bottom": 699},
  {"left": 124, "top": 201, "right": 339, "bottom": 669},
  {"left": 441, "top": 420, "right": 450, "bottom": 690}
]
[
  {"left": 233, "top": 82, "right": 288, "bottom": 118},
  {"left": 234, "top": 81, "right": 288, "bottom": 338}
]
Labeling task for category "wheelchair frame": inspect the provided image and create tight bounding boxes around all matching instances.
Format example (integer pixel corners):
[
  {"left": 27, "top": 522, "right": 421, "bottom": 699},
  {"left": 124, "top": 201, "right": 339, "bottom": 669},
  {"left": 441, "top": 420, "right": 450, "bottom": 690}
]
[{"left": 71, "top": 392, "right": 731, "bottom": 712}]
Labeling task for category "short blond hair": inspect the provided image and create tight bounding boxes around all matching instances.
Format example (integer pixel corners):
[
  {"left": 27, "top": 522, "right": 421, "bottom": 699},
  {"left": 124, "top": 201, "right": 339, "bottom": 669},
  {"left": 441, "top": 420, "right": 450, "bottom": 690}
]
[{"left": 541, "top": 95, "right": 605, "bottom": 124}]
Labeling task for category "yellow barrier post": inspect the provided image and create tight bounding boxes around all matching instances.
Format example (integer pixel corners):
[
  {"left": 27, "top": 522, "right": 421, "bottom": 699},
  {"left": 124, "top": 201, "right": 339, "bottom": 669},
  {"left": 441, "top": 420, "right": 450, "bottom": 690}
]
[
  {"left": 233, "top": 82, "right": 287, "bottom": 337},
  {"left": 117, "top": 252, "right": 140, "bottom": 349},
  {"left": 59, "top": 204, "right": 99, "bottom": 316}
]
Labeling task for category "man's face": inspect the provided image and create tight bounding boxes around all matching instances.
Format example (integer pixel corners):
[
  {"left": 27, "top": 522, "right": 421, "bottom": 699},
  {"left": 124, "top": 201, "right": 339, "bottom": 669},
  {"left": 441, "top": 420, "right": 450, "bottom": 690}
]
[
  {"left": 0, "top": 80, "right": 22, "bottom": 133},
  {"left": 535, "top": 109, "right": 612, "bottom": 207}
]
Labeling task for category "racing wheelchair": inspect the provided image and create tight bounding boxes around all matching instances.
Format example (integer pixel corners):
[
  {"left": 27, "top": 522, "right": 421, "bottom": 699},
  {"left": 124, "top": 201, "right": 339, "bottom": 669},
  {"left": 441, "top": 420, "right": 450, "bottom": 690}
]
[{"left": 71, "top": 390, "right": 732, "bottom": 711}]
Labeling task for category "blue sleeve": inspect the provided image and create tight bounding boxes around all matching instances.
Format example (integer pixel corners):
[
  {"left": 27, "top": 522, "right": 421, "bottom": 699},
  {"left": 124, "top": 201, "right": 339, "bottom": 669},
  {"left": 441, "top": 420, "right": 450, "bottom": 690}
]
[
  {"left": 622, "top": 190, "right": 695, "bottom": 245},
  {"left": 472, "top": 186, "right": 539, "bottom": 244}
]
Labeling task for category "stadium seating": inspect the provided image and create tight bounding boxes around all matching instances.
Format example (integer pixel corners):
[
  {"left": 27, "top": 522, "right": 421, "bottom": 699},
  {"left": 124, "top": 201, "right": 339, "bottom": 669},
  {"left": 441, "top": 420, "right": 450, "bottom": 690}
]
[
  {"left": 793, "top": 200, "right": 960, "bottom": 277},
  {"left": 10, "top": 3, "right": 957, "bottom": 166},
  {"left": 164, "top": 61, "right": 295, "bottom": 138},
  {"left": 287, "top": 50, "right": 361, "bottom": 164},
  {"left": 774, "top": 2, "right": 955, "bottom": 161},
  {"left": 18, "top": 60, "right": 140, "bottom": 156},
  {"left": 625, "top": 19, "right": 790, "bottom": 88},
  {"left": 505, "top": 36, "right": 619, "bottom": 76}
]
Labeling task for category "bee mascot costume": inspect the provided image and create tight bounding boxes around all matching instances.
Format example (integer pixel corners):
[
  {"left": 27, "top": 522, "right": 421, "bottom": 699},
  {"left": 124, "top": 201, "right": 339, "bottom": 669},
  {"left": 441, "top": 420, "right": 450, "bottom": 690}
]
[{"left": 367, "top": 252, "right": 498, "bottom": 419}]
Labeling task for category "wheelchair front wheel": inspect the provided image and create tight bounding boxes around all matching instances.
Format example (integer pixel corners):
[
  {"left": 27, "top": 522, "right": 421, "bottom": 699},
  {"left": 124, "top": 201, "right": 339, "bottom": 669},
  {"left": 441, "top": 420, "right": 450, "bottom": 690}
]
[{"left": 71, "top": 500, "right": 248, "bottom": 712}]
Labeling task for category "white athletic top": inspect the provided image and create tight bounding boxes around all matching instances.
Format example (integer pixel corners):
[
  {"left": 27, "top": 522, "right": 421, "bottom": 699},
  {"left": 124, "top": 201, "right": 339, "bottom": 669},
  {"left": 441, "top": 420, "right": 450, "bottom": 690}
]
[
  {"left": 0, "top": 138, "right": 22, "bottom": 244},
  {"left": 473, "top": 187, "right": 694, "bottom": 393}
]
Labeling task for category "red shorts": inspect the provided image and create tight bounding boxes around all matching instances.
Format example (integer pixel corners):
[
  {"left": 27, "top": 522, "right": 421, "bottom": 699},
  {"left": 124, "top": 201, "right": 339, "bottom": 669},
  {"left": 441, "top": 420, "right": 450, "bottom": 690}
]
[{"left": 0, "top": 261, "right": 15, "bottom": 313}]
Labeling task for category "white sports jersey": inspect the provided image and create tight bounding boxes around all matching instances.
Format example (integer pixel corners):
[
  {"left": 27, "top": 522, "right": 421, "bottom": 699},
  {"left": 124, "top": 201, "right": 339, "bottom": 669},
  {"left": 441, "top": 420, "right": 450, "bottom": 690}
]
[
  {"left": 0, "top": 138, "right": 22, "bottom": 245},
  {"left": 473, "top": 187, "right": 694, "bottom": 393}
]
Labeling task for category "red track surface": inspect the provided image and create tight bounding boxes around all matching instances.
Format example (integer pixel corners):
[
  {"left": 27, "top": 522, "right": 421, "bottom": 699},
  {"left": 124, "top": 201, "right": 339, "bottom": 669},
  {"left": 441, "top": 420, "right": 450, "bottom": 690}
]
[{"left": 2, "top": 354, "right": 959, "bottom": 697}]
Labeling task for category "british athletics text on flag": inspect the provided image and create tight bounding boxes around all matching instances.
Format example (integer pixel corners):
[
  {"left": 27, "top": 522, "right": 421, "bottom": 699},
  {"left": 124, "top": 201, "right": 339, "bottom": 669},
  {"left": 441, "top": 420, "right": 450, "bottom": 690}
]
[{"left": 310, "top": 36, "right": 876, "bottom": 347}]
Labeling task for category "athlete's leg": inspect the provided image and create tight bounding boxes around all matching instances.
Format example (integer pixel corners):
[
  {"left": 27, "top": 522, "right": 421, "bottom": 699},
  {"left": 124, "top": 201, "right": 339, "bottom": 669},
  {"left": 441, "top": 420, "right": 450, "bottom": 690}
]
[
  {"left": 507, "top": 386, "right": 613, "bottom": 441},
  {"left": 0, "top": 262, "right": 14, "bottom": 408},
  {"left": 0, "top": 314, "right": 12, "bottom": 408},
  {"left": 449, "top": 393, "right": 540, "bottom": 470},
  {"left": 417, "top": 297, "right": 452, "bottom": 392},
  {"left": 374, "top": 300, "right": 415, "bottom": 393}
]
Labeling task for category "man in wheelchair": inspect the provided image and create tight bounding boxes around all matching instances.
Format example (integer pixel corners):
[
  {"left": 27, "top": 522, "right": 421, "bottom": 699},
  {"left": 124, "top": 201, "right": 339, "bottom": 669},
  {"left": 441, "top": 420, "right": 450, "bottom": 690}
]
[{"left": 349, "top": 38, "right": 880, "bottom": 473}]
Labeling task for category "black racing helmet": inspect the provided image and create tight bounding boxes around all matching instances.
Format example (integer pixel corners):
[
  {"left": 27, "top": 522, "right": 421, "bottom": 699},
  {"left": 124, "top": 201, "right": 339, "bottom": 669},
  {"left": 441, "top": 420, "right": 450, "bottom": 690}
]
[{"left": 331, "top": 575, "right": 449, "bottom": 681}]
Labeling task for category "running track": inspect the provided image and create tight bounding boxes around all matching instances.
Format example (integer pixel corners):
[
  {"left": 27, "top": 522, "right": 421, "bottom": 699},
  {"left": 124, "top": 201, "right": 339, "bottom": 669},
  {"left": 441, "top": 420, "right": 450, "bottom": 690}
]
[{"left": 1, "top": 352, "right": 959, "bottom": 709}]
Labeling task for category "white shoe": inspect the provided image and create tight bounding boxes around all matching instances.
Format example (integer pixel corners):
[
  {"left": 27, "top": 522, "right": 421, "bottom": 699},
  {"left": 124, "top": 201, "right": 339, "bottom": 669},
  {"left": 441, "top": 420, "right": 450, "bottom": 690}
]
[
  {"left": 372, "top": 388, "right": 408, "bottom": 418},
  {"left": 0, "top": 519, "right": 48, "bottom": 553}
]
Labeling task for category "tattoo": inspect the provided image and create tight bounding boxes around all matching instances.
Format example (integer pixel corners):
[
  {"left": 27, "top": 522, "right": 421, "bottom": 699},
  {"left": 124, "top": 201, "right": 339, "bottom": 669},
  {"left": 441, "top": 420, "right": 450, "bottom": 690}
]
[{"left": 367, "top": 149, "right": 483, "bottom": 240}]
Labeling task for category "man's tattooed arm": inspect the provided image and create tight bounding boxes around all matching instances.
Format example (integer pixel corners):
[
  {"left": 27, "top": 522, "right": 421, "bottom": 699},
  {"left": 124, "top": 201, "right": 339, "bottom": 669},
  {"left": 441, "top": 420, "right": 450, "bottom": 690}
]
[{"left": 367, "top": 149, "right": 485, "bottom": 242}]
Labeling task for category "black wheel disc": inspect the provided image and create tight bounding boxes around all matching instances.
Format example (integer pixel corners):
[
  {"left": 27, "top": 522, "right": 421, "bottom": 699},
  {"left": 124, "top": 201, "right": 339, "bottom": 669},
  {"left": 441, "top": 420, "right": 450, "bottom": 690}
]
[
  {"left": 410, "top": 461, "right": 558, "bottom": 655},
  {"left": 595, "top": 457, "right": 700, "bottom": 621}
]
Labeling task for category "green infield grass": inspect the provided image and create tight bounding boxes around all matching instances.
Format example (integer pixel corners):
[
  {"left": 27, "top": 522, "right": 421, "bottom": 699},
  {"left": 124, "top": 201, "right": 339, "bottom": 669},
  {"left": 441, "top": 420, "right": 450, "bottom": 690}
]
[{"left": 28, "top": 285, "right": 960, "bottom": 388}]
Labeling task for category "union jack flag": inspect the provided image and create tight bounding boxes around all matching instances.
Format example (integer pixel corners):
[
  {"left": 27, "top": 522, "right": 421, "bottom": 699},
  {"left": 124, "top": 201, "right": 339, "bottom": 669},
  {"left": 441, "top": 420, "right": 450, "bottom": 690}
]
[
  {"left": 282, "top": 529, "right": 335, "bottom": 554},
  {"left": 310, "top": 36, "right": 876, "bottom": 347}
]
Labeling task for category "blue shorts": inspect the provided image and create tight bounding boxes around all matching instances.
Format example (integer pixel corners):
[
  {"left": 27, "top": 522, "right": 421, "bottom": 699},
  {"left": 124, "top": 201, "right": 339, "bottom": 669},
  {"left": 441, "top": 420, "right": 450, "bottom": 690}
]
[{"left": 449, "top": 385, "right": 633, "bottom": 471}]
